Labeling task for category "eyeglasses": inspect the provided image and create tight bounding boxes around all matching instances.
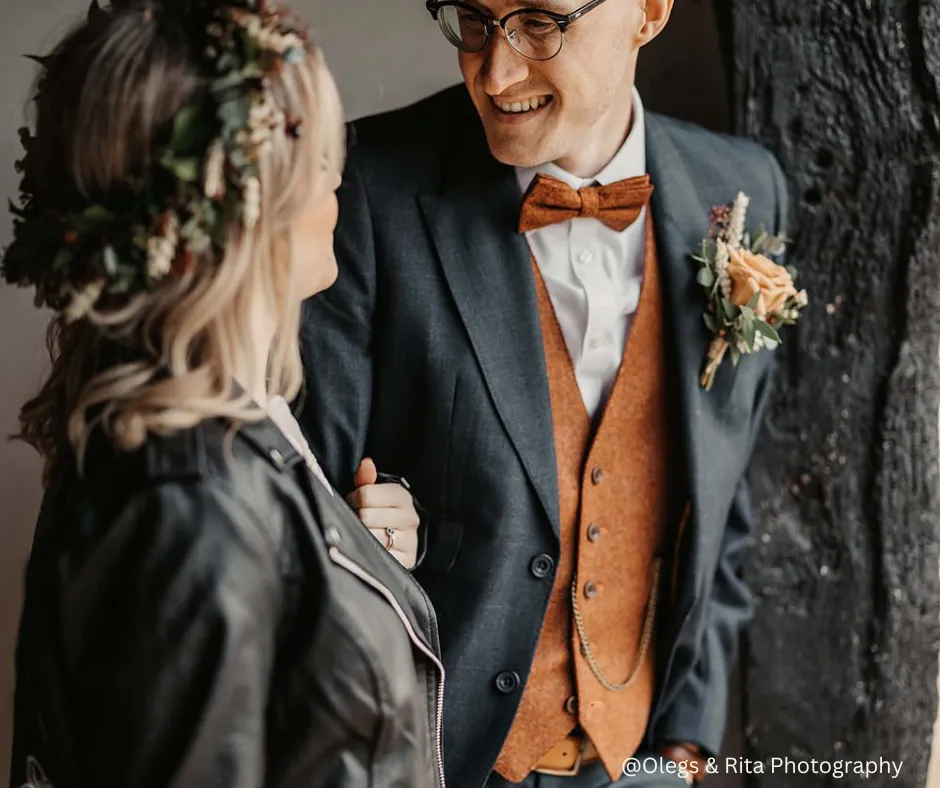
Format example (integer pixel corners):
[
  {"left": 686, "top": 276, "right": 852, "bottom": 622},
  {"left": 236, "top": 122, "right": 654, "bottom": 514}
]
[{"left": 425, "top": 0, "right": 612, "bottom": 62}]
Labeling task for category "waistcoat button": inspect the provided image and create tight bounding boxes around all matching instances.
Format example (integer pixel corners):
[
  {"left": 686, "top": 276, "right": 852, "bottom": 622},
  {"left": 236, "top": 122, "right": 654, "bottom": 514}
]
[
  {"left": 530, "top": 554, "right": 555, "bottom": 579},
  {"left": 583, "top": 581, "right": 598, "bottom": 599},
  {"left": 586, "top": 523, "right": 601, "bottom": 542},
  {"left": 565, "top": 695, "right": 578, "bottom": 715},
  {"left": 495, "top": 671, "right": 520, "bottom": 694},
  {"left": 590, "top": 466, "right": 605, "bottom": 485}
]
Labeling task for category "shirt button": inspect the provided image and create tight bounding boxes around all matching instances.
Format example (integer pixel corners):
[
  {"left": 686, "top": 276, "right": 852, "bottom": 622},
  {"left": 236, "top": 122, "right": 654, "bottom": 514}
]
[
  {"left": 530, "top": 554, "right": 555, "bottom": 579},
  {"left": 578, "top": 249, "right": 594, "bottom": 265},
  {"left": 565, "top": 695, "right": 578, "bottom": 715},
  {"left": 588, "top": 333, "right": 608, "bottom": 351},
  {"left": 584, "top": 581, "right": 598, "bottom": 599},
  {"left": 495, "top": 671, "right": 521, "bottom": 694},
  {"left": 591, "top": 466, "right": 605, "bottom": 485},
  {"left": 587, "top": 523, "right": 601, "bottom": 542}
]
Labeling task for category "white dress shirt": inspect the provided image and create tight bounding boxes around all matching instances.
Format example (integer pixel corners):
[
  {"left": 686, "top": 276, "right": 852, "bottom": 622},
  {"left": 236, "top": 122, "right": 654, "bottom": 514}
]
[{"left": 516, "top": 88, "right": 648, "bottom": 421}]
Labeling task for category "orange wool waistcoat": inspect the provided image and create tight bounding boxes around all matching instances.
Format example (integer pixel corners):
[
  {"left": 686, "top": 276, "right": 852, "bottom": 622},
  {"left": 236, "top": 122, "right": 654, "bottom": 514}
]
[{"left": 494, "top": 217, "right": 672, "bottom": 782}]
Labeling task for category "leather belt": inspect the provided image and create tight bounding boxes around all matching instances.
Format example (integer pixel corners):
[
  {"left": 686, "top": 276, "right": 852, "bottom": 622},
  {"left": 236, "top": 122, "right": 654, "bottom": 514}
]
[{"left": 533, "top": 731, "right": 601, "bottom": 777}]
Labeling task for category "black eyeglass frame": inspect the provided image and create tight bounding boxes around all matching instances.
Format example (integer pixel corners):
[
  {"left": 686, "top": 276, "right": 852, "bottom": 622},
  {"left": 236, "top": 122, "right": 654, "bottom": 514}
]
[{"left": 425, "top": 0, "right": 613, "bottom": 59}]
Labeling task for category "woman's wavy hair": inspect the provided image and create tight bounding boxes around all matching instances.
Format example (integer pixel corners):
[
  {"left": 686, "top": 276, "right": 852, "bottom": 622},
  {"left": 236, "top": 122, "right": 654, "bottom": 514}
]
[{"left": 14, "top": 0, "right": 344, "bottom": 483}]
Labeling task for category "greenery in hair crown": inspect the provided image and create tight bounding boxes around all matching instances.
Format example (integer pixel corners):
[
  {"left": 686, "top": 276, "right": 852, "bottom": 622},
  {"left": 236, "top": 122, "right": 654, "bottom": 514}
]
[{"left": 1, "top": 0, "right": 309, "bottom": 322}]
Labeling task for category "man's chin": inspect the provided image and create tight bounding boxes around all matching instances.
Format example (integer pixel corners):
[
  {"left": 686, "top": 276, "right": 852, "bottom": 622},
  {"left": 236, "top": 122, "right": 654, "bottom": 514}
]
[{"left": 482, "top": 129, "right": 555, "bottom": 169}]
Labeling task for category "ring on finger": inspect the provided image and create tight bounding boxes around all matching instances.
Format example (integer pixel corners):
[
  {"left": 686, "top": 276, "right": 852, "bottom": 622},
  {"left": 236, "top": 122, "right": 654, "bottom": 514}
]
[{"left": 384, "top": 526, "right": 397, "bottom": 550}]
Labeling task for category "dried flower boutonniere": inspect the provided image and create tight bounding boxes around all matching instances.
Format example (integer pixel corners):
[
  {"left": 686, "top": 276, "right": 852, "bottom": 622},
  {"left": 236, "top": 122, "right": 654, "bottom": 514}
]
[{"left": 692, "top": 192, "right": 807, "bottom": 391}]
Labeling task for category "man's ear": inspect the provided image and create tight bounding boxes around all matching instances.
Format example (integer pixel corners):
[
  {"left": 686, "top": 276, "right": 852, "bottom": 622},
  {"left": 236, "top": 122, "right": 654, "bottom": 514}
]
[{"left": 635, "top": 0, "right": 675, "bottom": 48}]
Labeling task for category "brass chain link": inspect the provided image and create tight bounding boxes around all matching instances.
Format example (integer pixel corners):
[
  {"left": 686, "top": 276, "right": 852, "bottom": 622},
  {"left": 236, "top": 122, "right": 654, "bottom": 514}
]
[{"left": 570, "top": 557, "right": 661, "bottom": 692}]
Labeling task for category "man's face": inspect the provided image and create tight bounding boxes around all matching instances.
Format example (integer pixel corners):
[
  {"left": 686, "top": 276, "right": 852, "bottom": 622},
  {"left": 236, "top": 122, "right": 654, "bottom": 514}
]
[{"left": 457, "top": 0, "right": 647, "bottom": 170}]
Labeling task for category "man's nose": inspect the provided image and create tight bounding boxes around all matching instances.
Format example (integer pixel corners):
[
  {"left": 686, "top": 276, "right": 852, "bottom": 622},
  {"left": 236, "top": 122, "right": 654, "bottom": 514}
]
[{"left": 480, "top": 27, "right": 530, "bottom": 97}]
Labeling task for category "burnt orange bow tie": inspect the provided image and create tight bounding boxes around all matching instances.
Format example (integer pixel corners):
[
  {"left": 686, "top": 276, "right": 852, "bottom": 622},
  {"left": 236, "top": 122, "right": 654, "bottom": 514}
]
[{"left": 518, "top": 173, "right": 654, "bottom": 233}]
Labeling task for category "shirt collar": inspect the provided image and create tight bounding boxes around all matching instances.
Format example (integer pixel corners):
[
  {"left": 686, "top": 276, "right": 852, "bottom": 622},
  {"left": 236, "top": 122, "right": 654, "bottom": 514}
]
[{"left": 516, "top": 87, "right": 647, "bottom": 195}]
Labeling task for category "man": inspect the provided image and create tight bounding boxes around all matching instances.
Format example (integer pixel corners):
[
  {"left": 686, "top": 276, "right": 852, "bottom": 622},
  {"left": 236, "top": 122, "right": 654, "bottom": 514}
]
[{"left": 299, "top": 0, "right": 789, "bottom": 785}]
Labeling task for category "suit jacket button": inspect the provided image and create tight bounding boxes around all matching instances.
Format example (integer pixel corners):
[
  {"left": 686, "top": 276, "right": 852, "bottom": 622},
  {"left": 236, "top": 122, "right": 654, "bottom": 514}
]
[
  {"left": 565, "top": 695, "right": 578, "bottom": 715},
  {"left": 590, "top": 466, "right": 605, "bottom": 485},
  {"left": 583, "top": 581, "right": 598, "bottom": 599},
  {"left": 586, "top": 523, "right": 601, "bottom": 542},
  {"left": 530, "top": 554, "right": 554, "bottom": 578},
  {"left": 495, "top": 671, "right": 520, "bottom": 694}
]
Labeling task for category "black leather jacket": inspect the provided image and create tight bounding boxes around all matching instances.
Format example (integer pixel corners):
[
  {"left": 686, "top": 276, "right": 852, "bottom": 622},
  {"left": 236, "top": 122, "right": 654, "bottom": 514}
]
[{"left": 10, "top": 417, "right": 445, "bottom": 788}]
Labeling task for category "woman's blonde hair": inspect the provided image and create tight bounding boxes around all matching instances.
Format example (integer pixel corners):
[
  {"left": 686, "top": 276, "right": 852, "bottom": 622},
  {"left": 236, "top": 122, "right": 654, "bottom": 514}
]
[{"left": 14, "top": 0, "right": 344, "bottom": 483}]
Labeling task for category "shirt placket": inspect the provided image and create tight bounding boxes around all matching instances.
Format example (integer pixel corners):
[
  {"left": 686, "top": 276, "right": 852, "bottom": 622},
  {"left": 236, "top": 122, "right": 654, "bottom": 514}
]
[{"left": 570, "top": 219, "right": 618, "bottom": 378}]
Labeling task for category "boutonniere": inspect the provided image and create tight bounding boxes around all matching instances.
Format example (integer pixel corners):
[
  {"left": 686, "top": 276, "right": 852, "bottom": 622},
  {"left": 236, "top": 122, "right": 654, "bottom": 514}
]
[{"left": 692, "top": 192, "right": 807, "bottom": 391}]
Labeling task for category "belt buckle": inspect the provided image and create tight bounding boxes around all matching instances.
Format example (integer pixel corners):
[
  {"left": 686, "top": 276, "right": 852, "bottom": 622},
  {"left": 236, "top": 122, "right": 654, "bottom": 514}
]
[{"left": 534, "top": 735, "right": 587, "bottom": 778}]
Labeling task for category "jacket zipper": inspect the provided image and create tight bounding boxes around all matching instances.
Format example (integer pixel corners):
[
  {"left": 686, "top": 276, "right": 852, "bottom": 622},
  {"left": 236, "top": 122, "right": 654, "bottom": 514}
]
[{"left": 327, "top": 547, "right": 447, "bottom": 788}]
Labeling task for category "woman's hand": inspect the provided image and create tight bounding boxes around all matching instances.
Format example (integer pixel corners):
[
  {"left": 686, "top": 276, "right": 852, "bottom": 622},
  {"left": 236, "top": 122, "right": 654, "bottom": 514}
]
[{"left": 346, "top": 458, "right": 421, "bottom": 569}]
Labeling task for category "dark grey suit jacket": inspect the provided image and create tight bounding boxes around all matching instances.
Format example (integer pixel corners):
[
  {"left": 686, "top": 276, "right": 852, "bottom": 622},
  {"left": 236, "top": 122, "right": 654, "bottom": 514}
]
[{"left": 299, "top": 84, "right": 788, "bottom": 788}]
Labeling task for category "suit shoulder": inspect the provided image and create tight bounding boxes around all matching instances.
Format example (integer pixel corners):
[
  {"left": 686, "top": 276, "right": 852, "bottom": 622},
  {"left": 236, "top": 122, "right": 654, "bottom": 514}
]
[
  {"left": 649, "top": 112, "right": 786, "bottom": 227},
  {"left": 649, "top": 112, "right": 778, "bottom": 171}
]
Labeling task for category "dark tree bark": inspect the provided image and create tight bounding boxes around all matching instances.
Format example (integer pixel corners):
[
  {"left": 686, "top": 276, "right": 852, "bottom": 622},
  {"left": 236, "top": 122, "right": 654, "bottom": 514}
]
[{"left": 714, "top": 1, "right": 940, "bottom": 786}]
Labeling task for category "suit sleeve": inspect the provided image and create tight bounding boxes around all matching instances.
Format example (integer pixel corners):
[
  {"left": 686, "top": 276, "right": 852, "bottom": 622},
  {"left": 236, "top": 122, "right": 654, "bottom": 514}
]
[
  {"left": 656, "top": 149, "right": 789, "bottom": 754},
  {"left": 298, "top": 136, "right": 377, "bottom": 495},
  {"left": 48, "top": 481, "right": 283, "bottom": 788}
]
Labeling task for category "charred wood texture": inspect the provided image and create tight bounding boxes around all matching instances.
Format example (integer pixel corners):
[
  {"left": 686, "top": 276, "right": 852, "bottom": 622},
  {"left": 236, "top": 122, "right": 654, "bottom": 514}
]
[{"left": 714, "top": 1, "right": 940, "bottom": 786}]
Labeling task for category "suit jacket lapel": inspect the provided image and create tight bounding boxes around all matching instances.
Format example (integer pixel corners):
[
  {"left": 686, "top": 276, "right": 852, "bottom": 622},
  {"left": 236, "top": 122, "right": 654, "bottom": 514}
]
[
  {"left": 647, "top": 114, "right": 738, "bottom": 610},
  {"left": 418, "top": 126, "right": 561, "bottom": 537}
]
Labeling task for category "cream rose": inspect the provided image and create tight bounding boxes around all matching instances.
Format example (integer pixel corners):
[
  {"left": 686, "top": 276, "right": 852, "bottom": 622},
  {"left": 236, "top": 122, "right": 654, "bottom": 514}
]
[{"left": 727, "top": 247, "right": 797, "bottom": 317}]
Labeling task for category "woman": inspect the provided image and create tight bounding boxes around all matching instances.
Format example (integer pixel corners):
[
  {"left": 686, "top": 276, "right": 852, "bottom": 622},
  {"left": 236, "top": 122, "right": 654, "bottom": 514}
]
[{"left": 5, "top": 1, "right": 444, "bottom": 786}]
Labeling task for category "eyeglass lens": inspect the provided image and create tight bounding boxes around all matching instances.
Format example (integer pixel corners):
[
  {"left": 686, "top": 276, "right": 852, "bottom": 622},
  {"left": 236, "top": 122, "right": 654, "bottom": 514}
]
[{"left": 437, "top": 6, "right": 565, "bottom": 61}]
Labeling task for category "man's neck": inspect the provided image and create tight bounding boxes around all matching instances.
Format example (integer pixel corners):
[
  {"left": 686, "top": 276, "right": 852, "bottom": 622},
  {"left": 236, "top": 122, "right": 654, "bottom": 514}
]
[{"left": 552, "top": 90, "right": 637, "bottom": 179}]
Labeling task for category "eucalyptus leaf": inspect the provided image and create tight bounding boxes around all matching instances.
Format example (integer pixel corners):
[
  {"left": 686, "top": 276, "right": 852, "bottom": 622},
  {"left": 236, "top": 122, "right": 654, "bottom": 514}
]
[
  {"left": 723, "top": 300, "right": 738, "bottom": 320},
  {"left": 747, "top": 291, "right": 762, "bottom": 310},
  {"left": 703, "top": 313, "right": 718, "bottom": 333},
  {"left": 240, "top": 29, "right": 258, "bottom": 62},
  {"left": 283, "top": 47, "right": 304, "bottom": 65},
  {"left": 228, "top": 148, "right": 249, "bottom": 168},
  {"left": 755, "top": 320, "right": 782, "bottom": 345},
  {"left": 211, "top": 71, "right": 246, "bottom": 94},
  {"left": 751, "top": 229, "right": 767, "bottom": 253},
  {"left": 218, "top": 97, "right": 250, "bottom": 134},
  {"left": 52, "top": 247, "right": 72, "bottom": 271},
  {"left": 730, "top": 344, "right": 742, "bottom": 366},
  {"left": 169, "top": 105, "right": 210, "bottom": 154},
  {"left": 217, "top": 52, "right": 239, "bottom": 72},
  {"left": 744, "top": 319, "right": 756, "bottom": 349},
  {"left": 162, "top": 156, "right": 200, "bottom": 183},
  {"left": 83, "top": 204, "right": 115, "bottom": 223},
  {"left": 696, "top": 268, "right": 715, "bottom": 288},
  {"left": 764, "top": 235, "right": 787, "bottom": 256},
  {"left": 102, "top": 245, "right": 119, "bottom": 276}
]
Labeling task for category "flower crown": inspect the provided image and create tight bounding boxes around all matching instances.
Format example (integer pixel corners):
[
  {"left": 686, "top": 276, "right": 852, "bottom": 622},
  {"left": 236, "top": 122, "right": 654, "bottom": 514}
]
[{"left": 1, "top": 0, "right": 309, "bottom": 322}]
